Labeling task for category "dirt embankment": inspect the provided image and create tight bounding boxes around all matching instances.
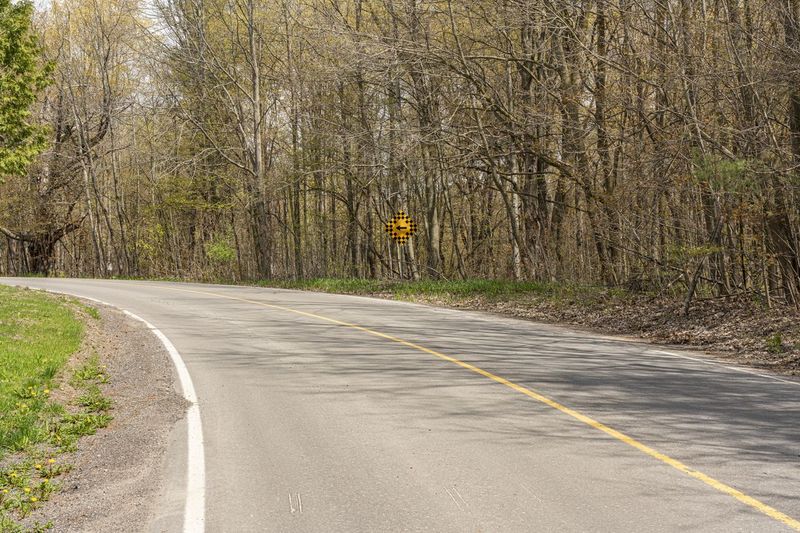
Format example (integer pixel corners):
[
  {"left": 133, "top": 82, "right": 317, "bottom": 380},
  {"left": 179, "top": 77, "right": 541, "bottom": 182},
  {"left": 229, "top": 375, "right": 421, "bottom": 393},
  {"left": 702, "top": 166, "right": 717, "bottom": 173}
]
[{"left": 24, "top": 304, "right": 186, "bottom": 532}]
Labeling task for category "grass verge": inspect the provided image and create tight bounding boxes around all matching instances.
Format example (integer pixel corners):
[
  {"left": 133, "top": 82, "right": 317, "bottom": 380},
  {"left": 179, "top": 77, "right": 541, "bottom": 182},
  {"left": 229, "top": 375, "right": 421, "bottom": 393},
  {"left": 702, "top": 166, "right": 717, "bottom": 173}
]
[
  {"left": 0, "top": 286, "right": 112, "bottom": 531},
  {"left": 257, "top": 278, "right": 625, "bottom": 302}
]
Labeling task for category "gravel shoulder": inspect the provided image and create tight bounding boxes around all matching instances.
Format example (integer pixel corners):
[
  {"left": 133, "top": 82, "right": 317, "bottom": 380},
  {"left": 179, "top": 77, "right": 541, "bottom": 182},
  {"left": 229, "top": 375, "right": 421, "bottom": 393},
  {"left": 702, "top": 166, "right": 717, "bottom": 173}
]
[{"left": 23, "top": 301, "right": 187, "bottom": 532}]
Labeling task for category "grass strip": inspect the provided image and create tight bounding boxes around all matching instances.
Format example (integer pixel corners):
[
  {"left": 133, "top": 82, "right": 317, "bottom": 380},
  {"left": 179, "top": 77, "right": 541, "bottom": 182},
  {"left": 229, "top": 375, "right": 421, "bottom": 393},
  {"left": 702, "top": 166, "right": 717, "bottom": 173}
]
[
  {"left": 254, "top": 278, "right": 632, "bottom": 304},
  {"left": 0, "top": 286, "right": 112, "bottom": 531}
]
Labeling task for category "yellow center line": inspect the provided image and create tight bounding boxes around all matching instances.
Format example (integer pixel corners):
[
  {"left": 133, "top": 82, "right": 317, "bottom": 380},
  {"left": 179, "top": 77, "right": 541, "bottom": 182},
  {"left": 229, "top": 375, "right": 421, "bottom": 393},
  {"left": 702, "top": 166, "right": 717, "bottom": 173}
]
[{"left": 163, "top": 284, "right": 800, "bottom": 531}]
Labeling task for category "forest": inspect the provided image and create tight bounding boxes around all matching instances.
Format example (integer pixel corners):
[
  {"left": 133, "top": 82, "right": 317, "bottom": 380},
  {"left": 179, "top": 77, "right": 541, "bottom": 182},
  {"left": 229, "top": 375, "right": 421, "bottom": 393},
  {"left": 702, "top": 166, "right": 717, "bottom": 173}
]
[{"left": 1, "top": 0, "right": 799, "bottom": 308}]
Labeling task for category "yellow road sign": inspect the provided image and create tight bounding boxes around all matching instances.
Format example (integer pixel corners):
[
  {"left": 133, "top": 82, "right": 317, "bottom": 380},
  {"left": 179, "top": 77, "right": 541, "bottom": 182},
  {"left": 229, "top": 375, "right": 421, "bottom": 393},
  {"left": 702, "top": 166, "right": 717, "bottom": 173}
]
[{"left": 385, "top": 211, "right": 417, "bottom": 244}]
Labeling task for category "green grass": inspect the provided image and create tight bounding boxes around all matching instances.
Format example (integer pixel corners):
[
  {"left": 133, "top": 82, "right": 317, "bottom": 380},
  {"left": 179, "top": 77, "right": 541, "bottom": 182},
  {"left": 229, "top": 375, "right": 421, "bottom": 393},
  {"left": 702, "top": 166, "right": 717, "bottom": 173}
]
[
  {"left": 69, "top": 355, "right": 108, "bottom": 387},
  {"left": 0, "top": 286, "right": 83, "bottom": 454},
  {"left": 260, "top": 278, "right": 550, "bottom": 296},
  {"left": 0, "top": 286, "right": 112, "bottom": 529},
  {"left": 109, "top": 274, "right": 631, "bottom": 305},
  {"left": 256, "top": 278, "right": 624, "bottom": 304},
  {"left": 82, "top": 306, "right": 100, "bottom": 321}
]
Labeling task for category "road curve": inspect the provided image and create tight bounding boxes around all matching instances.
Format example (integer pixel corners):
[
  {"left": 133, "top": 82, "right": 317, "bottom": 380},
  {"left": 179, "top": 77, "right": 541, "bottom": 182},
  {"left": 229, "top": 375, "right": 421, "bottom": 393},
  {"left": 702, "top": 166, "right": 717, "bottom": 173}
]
[{"left": 2, "top": 278, "right": 799, "bottom": 532}]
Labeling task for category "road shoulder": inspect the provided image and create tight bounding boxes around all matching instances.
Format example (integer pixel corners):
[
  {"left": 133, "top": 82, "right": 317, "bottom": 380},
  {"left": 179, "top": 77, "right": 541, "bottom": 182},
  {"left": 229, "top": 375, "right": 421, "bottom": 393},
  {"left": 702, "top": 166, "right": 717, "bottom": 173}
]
[{"left": 23, "top": 300, "right": 187, "bottom": 532}]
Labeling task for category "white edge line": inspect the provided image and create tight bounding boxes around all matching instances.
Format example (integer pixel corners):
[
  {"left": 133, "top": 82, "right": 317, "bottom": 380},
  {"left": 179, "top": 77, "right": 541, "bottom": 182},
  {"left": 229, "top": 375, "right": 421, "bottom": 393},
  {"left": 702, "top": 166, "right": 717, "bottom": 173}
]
[
  {"left": 18, "top": 287, "right": 205, "bottom": 532},
  {"left": 122, "top": 310, "right": 206, "bottom": 533},
  {"left": 654, "top": 350, "right": 800, "bottom": 387}
]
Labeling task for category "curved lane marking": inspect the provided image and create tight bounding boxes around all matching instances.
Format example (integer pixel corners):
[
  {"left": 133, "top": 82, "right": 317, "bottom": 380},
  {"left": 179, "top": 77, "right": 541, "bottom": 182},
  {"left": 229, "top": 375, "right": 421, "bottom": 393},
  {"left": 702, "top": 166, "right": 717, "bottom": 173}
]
[
  {"left": 122, "top": 310, "right": 205, "bottom": 533},
  {"left": 162, "top": 284, "right": 800, "bottom": 531}
]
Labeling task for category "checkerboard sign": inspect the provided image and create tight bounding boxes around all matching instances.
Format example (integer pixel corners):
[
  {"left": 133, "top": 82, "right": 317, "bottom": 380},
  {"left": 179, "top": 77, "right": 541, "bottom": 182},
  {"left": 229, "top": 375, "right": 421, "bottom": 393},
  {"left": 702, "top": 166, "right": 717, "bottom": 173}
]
[{"left": 385, "top": 211, "right": 418, "bottom": 244}]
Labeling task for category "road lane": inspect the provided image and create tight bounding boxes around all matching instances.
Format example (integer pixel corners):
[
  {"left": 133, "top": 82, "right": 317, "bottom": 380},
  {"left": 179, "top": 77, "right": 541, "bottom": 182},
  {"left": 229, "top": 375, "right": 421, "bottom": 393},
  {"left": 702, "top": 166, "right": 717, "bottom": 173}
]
[{"left": 2, "top": 278, "right": 798, "bottom": 532}]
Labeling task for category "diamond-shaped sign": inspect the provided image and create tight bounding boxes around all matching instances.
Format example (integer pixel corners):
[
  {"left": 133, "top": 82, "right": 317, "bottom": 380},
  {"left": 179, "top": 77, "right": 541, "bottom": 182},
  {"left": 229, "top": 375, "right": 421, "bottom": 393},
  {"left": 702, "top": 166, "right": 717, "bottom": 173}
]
[{"left": 385, "top": 211, "right": 417, "bottom": 244}]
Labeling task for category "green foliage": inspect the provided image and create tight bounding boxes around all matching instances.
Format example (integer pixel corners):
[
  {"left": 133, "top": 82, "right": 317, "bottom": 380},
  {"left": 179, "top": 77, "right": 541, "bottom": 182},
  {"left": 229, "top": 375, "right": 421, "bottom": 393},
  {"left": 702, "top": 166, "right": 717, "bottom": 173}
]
[
  {"left": 83, "top": 305, "right": 101, "bottom": 320},
  {"left": 0, "top": 0, "right": 52, "bottom": 176},
  {"left": 206, "top": 239, "right": 236, "bottom": 264},
  {"left": 666, "top": 244, "right": 725, "bottom": 262},
  {"left": 76, "top": 386, "right": 112, "bottom": 412},
  {"left": 692, "top": 154, "right": 753, "bottom": 192},
  {"left": 56, "top": 412, "right": 112, "bottom": 445},
  {"left": 1, "top": 454, "right": 69, "bottom": 526},
  {"left": 766, "top": 333, "right": 783, "bottom": 354},
  {"left": 69, "top": 355, "right": 108, "bottom": 387}
]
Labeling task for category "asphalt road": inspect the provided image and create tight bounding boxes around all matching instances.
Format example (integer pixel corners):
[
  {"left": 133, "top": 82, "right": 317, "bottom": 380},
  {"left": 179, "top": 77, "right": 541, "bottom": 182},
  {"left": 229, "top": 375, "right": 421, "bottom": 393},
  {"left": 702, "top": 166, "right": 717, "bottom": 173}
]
[{"left": 2, "top": 278, "right": 799, "bottom": 532}]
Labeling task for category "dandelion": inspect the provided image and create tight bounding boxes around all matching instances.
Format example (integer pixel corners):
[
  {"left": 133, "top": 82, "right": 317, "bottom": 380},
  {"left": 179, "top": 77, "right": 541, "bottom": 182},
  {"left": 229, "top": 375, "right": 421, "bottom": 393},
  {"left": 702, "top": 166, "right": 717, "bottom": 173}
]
[
  {"left": 34, "top": 464, "right": 42, "bottom": 470},
  {"left": 44, "top": 389, "right": 50, "bottom": 395},
  {"left": 2, "top": 489, "right": 8, "bottom": 494},
  {"left": 30, "top": 496, "right": 38, "bottom": 502},
  {"left": 9, "top": 471, "right": 17, "bottom": 478},
  {"left": 47, "top": 459, "right": 56, "bottom": 465},
  {"left": 23, "top": 487, "right": 31, "bottom": 494}
]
